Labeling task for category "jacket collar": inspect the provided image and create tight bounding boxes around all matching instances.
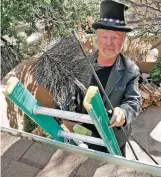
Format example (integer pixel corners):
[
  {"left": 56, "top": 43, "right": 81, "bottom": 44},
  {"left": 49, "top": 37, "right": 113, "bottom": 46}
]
[{"left": 115, "top": 54, "right": 124, "bottom": 71}]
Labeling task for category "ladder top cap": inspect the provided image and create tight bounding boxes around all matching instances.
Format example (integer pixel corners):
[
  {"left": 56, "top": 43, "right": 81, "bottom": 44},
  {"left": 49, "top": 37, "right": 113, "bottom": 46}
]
[
  {"left": 83, "top": 86, "right": 99, "bottom": 111},
  {"left": 2, "top": 77, "right": 19, "bottom": 96}
]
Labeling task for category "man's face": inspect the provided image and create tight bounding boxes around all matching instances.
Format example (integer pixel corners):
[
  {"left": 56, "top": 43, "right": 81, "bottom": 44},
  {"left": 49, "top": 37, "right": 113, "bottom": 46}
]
[{"left": 97, "top": 29, "right": 125, "bottom": 58}]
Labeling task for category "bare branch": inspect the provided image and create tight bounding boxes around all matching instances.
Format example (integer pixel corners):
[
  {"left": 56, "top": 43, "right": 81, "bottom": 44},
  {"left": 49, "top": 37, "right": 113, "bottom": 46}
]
[{"left": 151, "top": 40, "right": 161, "bottom": 49}]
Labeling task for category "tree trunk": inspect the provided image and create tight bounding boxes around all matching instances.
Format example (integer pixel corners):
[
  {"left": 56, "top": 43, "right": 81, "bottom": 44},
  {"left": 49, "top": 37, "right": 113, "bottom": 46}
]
[{"left": 1, "top": 43, "right": 21, "bottom": 79}]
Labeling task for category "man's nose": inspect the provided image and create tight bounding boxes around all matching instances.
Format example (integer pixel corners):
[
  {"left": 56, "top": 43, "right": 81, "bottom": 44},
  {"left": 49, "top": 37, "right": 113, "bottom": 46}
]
[{"left": 105, "top": 38, "right": 113, "bottom": 46}]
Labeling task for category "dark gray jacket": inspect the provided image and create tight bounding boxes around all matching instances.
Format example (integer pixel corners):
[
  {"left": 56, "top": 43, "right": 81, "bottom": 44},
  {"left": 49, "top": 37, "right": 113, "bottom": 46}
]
[
  {"left": 102, "top": 54, "right": 141, "bottom": 147},
  {"left": 81, "top": 53, "right": 141, "bottom": 148}
]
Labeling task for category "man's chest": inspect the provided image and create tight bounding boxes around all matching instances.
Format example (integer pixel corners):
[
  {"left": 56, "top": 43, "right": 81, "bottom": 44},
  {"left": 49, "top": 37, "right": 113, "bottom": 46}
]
[{"left": 90, "top": 66, "right": 112, "bottom": 91}]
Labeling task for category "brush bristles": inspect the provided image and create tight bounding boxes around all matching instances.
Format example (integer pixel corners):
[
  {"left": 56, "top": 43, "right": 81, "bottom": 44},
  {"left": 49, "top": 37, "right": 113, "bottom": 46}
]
[
  {"left": 2, "top": 77, "right": 19, "bottom": 96},
  {"left": 31, "top": 36, "right": 100, "bottom": 111}
]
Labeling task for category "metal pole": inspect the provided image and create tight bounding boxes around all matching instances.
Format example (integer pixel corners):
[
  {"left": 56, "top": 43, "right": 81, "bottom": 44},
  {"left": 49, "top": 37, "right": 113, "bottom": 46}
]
[
  {"left": 58, "top": 130, "right": 105, "bottom": 146},
  {"left": 33, "top": 105, "right": 93, "bottom": 124}
]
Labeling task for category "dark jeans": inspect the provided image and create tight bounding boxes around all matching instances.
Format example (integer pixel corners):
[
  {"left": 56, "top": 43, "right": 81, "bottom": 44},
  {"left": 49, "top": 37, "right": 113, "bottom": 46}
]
[{"left": 83, "top": 123, "right": 126, "bottom": 157}]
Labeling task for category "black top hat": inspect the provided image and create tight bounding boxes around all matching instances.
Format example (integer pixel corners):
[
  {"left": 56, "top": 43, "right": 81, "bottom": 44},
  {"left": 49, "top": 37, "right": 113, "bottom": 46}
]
[{"left": 92, "top": 0, "right": 133, "bottom": 32}]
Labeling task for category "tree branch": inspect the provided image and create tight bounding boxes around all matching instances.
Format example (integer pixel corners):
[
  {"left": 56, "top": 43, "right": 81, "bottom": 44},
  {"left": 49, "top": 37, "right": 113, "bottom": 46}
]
[
  {"left": 121, "top": 0, "right": 161, "bottom": 12},
  {"left": 151, "top": 40, "right": 161, "bottom": 50}
]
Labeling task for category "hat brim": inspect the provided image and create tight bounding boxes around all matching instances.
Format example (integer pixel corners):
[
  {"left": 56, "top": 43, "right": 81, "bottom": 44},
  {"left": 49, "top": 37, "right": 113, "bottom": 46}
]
[{"left": 92, "top": 22, "right": 133, "bottom": 32}]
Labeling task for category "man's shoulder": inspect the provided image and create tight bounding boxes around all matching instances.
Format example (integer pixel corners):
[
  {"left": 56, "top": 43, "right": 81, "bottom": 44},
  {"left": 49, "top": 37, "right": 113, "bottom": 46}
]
[{"left": 120, "top": 54, "right": 140, "bottom": 76}]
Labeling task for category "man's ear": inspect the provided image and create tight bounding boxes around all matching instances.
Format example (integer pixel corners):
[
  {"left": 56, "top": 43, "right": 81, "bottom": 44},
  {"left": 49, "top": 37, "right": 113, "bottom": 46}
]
[
  {"left": 121, "top": 35, "right": 129, "bottom": 53},
  {"left": 122, "top": 32, "right": 126, "bottom": 41}
]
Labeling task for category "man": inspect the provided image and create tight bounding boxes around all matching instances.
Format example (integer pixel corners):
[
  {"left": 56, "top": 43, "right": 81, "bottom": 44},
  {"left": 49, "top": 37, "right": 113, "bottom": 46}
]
[{"left": 64, "top": 0, "right": 141, "bottom": 157}]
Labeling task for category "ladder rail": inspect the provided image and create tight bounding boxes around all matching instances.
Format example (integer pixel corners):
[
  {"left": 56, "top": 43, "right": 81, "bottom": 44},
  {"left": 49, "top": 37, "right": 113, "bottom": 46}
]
[{"left": 83, "top": 86, "right": 122, "bottom": 156}]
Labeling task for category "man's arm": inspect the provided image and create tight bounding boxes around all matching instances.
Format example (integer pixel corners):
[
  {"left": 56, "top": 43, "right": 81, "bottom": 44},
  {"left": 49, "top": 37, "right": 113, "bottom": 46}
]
[
  {"left": 109, "top": 73, "right": 142, "bottom": 128},
  {"left": 120, "top": 74, "right": 142, "bottom": 126}
]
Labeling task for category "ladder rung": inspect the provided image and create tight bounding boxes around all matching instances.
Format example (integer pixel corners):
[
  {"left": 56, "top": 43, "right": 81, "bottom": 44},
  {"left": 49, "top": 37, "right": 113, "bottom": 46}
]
[
  {"left": 33, "top": 105, "right": 93, "bottom": 124},
  {"left": 58, "top": 130, "right": 105, "bottom": 147}
]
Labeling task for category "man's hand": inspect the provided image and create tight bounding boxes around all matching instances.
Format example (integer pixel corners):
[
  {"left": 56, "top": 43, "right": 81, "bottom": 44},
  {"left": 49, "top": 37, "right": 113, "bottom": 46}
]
[{"left": 109, "top": 107, "right": 126, "bottom": 128}]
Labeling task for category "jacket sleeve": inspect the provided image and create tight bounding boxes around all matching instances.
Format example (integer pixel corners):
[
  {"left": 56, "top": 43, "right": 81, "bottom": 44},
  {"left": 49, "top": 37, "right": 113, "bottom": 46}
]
[{"left": 120, "top": 72, "right": 142, "bottom": 126}]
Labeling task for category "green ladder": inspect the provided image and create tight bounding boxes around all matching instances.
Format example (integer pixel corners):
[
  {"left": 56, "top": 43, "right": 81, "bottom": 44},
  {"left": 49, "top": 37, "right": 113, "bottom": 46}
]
[
  {"left": 2, "top": 77, "right": 121, "bottom": 155},
  {"left": 1, "top": 77, "right": 161, "bottom": 176}
]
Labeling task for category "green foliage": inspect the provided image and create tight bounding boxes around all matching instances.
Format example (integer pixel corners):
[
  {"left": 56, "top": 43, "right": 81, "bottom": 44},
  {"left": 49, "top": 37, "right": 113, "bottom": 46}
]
[
  {"left": 1, "top": 0, "right": 38, "bottom": 39},
  {"left": 151, "top": 57, "right": 161, "bottom": 85},
  {"left": 1, "top": 0, "right": 98, "bottom": 39},
  {"left": 23, "top": 114, "right": 37, "bottom": 133},
  {"left": 1, "top": 0, "right": 99, "bottom": 59},
  {"left": 32, "top": 0, "right": 99, "bottom": 37}
]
